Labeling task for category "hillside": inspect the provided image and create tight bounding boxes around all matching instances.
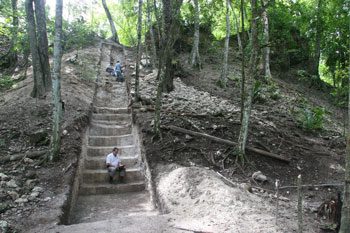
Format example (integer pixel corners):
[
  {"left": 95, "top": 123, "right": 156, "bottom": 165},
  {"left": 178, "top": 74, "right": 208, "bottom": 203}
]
[{"left": 0, "top": 38, "right": 346, "bottom": 232}]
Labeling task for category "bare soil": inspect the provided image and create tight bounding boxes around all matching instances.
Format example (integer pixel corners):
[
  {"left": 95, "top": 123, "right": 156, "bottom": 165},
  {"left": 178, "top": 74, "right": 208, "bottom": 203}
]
[{"left": 0, "top": 39, "right": 346, "bottom": 233}]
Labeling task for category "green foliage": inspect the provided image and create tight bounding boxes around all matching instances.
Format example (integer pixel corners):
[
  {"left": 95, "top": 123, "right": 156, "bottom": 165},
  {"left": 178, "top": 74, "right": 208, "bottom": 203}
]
[
  {"left": 0, "top": 139, "right": 5, "bottom": 147},
  {"left": 253, "top": 81, "right": 267, "bottom": 103},
  {"left": 298, "top": 108, "right": 327, "bottom": 132},
  {"left": 0, "top": 74, "right": 15, "bottom": 90},
  {"left": 270, "top": 89, "right": 280, "bottom": 100},
  {"left": 62, "top": 17, "right": 96, "bottom": 52}
]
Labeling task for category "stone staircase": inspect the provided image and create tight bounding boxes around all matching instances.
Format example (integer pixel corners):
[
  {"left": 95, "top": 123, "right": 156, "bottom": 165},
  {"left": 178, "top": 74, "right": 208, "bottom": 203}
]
[{"left": 78, "top": 82, "right": 146, "bottom": 196}]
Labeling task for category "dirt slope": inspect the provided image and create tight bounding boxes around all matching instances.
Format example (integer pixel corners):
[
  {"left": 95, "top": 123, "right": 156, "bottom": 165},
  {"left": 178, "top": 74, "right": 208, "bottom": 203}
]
[{"left": 0, "top": 38, "right": 346, "bottom": 233}]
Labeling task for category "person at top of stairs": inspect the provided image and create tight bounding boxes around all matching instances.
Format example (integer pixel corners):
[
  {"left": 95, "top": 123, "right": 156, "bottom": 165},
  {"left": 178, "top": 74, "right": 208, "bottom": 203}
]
[{"left": 106, "top": 147, "right": 126, "bottom": 184}]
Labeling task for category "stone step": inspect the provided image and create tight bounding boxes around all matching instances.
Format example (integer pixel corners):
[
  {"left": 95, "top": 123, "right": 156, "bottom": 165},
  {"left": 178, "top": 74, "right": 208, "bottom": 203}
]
[
  {"left": 88, "top": 135, "right": 134, "bottom": 147},
  {"left": 91, "top": 119, "right": 130, "bottom": 126},
  {"left": 93, "top": 106, "right": 130, "bottom": 114},
  {"left": 87, "top": 145, "right": 137, "bottom": 157},
  {"left": 84, "top": 156, "right": 140, "bottom": 170},
  {"left": 79, "top": 181, "right": 145, "bottom": 195},
  {"left": 89, "top": 123, "right": 132, "bottom": 136},
  {"left": 92, "top": 113, "right": 131, "bottom": 122},
  {"left": 40, "top": 214, "right": 177, "bottom": 233},
  {"left": 82, "top": 168, "right": 143, "bottom": 183}
]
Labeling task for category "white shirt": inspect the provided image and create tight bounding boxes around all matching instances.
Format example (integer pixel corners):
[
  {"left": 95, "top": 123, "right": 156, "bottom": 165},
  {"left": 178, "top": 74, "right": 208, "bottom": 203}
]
[{"left": 106, "top": 153, "right": 121, "bottom": 167}]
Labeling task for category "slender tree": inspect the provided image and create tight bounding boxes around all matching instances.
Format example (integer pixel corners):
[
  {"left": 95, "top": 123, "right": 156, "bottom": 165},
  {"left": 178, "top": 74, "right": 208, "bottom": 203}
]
[
  {"left": 25, "top": 0, "right": 51, "bottom": 98},
  {"left": 8, "top": 0, "right": 18, "bottom": 67},
  {"left": 135, "top": 0, "right": 143, "bottom": 102},
  {"left": 190, "top": 0, "right": 201, "bottom": 69},
  {"left": 311, "top": 0, "right": 323, "bottom": 81},
  {"left": 147, "top": 0, "right": 157, "bottom": 68},
  {"left": 230, "top": 2, "right": 243, "bottom": 54},
  {"left": 236, "top": 0, "right": 258, "bottom": 164},
  {"left": 340, "top": 13, "right": 350, "bottom": 229},
  {"left": 260, "top": 0, "right": 272, "bottom": 79},
  {"left": 154, "top": 0, "right": 183, "bottom": 138},
  {"left": 240, "top": 0, "right": 246, "bottom": 122},
  {"left": 217, "top": 0, "right": 230, "bottom": 88},
  {"left": 102, "top": 0, "right": 119, "bottom": 43},
  {"left": 153, "top": 0, "right": 162, "bottom": 43},
  {"left": 49, "top": 0, "right": 63, "bottom": 161}
]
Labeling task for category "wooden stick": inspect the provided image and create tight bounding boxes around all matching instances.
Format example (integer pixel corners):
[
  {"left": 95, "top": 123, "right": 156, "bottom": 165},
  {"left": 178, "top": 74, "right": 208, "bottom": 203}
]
[
  {"left": 275, "top": 179, "right": 280, "bottom": 225},
  {"left": 167, "top": 125, "right": 291, "bottom": 163},
  {"left": 297, "top": 175, "right": 303, "bottom": 233},
  {"left": 0, "top": 150, "right": 47, "bottom": 163},
  {"left": 133, "top": 105, "right": 208, "bottom": 117},
  {"left": 171, "top": 226, "right": 213, "bottom": 233},
  {"left": 279, "top": 183, "right": 343, "bottom": 190}
]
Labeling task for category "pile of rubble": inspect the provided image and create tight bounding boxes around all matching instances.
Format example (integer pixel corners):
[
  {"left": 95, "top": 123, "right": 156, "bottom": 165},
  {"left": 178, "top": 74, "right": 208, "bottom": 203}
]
[{"left": 136, "top": 71, "right": 240, "bottom": 115}]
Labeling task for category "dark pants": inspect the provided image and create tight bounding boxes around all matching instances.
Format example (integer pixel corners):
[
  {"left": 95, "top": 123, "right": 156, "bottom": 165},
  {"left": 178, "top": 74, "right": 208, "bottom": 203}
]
[
  {"left": 116, "top": 71, "right": 124, "bottom": 82},
  {"left": 107, "top": 166, "right": 125, "bottom": 178},
  {"left": 106, "top": 68, "right": 115, "bottom": 76}
]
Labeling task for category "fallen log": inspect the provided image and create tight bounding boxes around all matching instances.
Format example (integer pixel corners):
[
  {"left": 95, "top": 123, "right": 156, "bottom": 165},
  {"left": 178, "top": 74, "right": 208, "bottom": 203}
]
[
  {"left": 133, "top": 105, "right": 208, "bottom": 117},
  {"left": 168, "top": 125, "right": 291, "bottom": 163},
  {"left": 0, "top": 150, "right": 47, "bottom": 163}
]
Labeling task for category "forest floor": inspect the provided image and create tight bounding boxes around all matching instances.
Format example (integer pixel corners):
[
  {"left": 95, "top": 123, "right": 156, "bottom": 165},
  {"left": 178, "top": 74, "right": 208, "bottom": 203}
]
[{"left": 0, "top": 39, "right": 346, "bottom": 232}]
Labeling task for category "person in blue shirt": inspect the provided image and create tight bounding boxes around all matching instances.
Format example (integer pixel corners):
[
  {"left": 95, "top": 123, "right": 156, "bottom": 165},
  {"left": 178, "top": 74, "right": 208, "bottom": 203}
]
[{"left": 115, "top": 61, "right": 124, "bottom": 82}]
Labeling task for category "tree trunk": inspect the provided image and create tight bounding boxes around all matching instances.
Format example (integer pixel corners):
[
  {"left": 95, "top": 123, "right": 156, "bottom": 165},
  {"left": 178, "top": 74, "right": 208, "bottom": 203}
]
[
  {"left": 240, "top": 0, "right": 246, "bottom": 122},
  {"left": 154, "top": 0, "right": 183, "bottom": 138},
  {"left": 34, "top": 0, "right": 52, "bottom": 92},
  {"left": 153, "top": 0, "right": 162, "bottom": 44},
  {"left": 135, "top": 0, "right": 143, "bottom": 102},
  {"left": 311, "top": 0, "right": 322, "bottom": 80},
  {"left": 147, "top": 0, "right": 157, "bottom": 68},
  {"left": 9, "top": 0, "right": 18, "bottom": 67},
  {"left": 260, "top": 0, "right": 272, "bottom": 79},
  {"left": 25, "top": 0, "right": 51, "bottom": 98},
  {"left": 190, "top": 0, "right": 201, "bottom": 69},
  {"left": 340, "top": 47, "right": 350, "bottom": 232},
  {"left": 230, "top": 2, "right": 243, "bottom": 54},
  {"left": 236, "top": 0, "right": 258, "bottom": 164},
  {"left": 243, "top": 5, "right": 251, "bottom": 41},
  {"left": 102, "top": 0, "right": 119, "bottom": 43},
  {"left": 49, "top": 0, "right": 63, "bottom": 162},
  {"left": 218, "top": 0, "right": 230, "bottom": 88},
  {"left": 159, "top": 0, "right": 182, "bottom": 93}
]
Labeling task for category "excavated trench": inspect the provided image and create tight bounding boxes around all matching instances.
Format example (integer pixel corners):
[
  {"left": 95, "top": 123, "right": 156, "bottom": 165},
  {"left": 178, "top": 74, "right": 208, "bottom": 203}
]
[{"left": 58, "top": 42, "right": 159, "bottom": 226}]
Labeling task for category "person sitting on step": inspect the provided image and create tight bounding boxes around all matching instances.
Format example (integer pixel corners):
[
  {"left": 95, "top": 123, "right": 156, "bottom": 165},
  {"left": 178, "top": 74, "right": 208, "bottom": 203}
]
[
  {"left": 106, "top": 62, "right": 116, "bottom": 76},
  {"left": 106, "top": 147, "right": 125, "bottom": 184}
]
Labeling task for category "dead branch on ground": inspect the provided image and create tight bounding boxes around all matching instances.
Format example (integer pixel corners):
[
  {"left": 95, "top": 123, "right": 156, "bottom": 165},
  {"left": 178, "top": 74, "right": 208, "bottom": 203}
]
[{"left": 167, "top": 125, "right": 291, "bottom": 163}]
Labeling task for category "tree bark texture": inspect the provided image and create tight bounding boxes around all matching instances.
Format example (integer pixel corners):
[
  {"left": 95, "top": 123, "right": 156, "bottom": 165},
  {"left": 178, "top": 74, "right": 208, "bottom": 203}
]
[
  {"left": 218, "top": 0, "right": 230, "bottom": 88},
  {"left": 102, "top": 0, "right": 119, "bottom": 43},
  {"left": 230, "top": 2, "right": 242, "bottom": 54},
  {"left": 160, "top": 0, "right": 182, "bottom": 93},
  {"left": 135, "top": 0, "right": 143, "bottom": 102},
  {"left": 311, "top": 0, "right": 322, "bottom": 80},
  {"left": 6, "top": 0, "right": 18, "bottom": 68},
  {"left": 147, "top": 0, "right": 157, "bottom": 68},
  {"left": 240, "top": 0, "right": 246, "bottom": 122},
  {"left": 50, "top": 0, "right": 63, "bottom": 161},
  {"left": 236, "top": 0, "right": 258, "bottom": 164},
  {"left": 153, "top": 0, "right": 162, "bottom": 44},
  {"left": 154, "top": 0, "right": 183, "bottom": 138},
  {"left": 25, "top": 0, "right": 51, "bottom": 98},
  {"left": 340, "top": 52, "right": 350, "bottom": 232},
  {"left": 260, "top": 0, "right": 272, "bottom": 79},
  {"left": 190, "top": 0, "right": 201, "bottom": 69}
]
